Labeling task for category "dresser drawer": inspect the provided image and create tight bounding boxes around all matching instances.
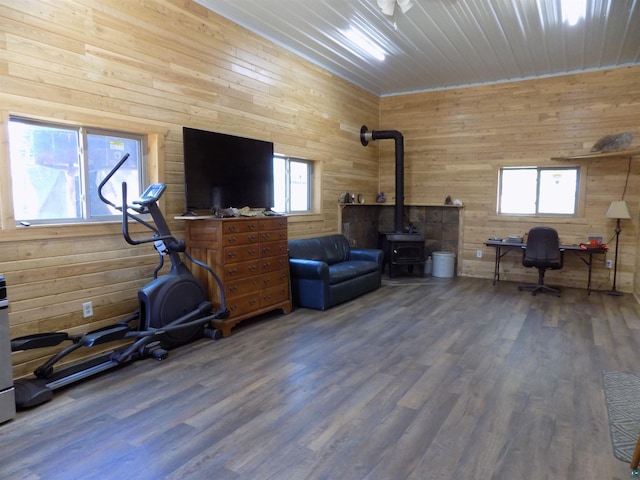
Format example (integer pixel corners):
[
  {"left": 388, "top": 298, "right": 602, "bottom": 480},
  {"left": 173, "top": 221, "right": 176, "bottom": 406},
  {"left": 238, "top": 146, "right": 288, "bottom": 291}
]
[
  {"left": 224, "top": 259, "right": 260, "bottom": 281},
  {"left": 259, "top": 240, "right": 288, "bottom": 258},
  {"left": 259, "top": 218, "right": 287, "bottom": 231},
  {"left": 226, "top": 292, "right": 261, "bottom": 317},
  {"left": 224, "top": 244, "right": 260, "bottom": 263},
  {"left": 260, "top": 269, "right": 289, "bottom": 289},
  {"left": 223, "top": 220, "right": 260, "bottom": 234},
  {"left": 225, "top": 276, "right": 261, "bottom": 299},
  {"left": 260, "top": 229, "right": 287, "bottom": 242},
  {"left": 223, "top": 232, "right": 260, "bottom": 246},
  {"left": 261, "top": 284, "right": 289, "bottom": 308},
  {"left": 260, "top": 256, "right": 289, "bottom": 274}
]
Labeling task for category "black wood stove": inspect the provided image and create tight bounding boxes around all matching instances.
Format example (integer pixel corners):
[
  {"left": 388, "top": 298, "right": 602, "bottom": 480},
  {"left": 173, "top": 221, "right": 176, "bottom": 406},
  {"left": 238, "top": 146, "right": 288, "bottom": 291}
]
[
  {"left": 361, "top": 126, "right": 425, "bottom": 278},
  {"left": 378, "top": 233, "right": 425, "bottom": 277}
]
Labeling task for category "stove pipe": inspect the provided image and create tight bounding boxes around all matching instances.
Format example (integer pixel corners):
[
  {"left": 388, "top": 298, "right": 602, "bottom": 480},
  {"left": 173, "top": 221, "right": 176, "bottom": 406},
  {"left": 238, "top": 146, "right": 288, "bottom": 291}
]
[{"left": 360, "top": 125, "right": 404, "bottom": 233}]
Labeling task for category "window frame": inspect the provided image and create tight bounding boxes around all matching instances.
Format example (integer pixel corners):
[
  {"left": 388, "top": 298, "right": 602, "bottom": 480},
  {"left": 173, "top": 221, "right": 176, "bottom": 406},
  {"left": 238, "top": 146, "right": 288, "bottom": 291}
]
[
  {"left": 273, "top": 154, "right": 313, "bottom": 214},
  {"left": 497, "top": 165, "right": 581, "bottom": 217},
  {"left": 7, "top": 116, "right": 147, "bottom": 225}
]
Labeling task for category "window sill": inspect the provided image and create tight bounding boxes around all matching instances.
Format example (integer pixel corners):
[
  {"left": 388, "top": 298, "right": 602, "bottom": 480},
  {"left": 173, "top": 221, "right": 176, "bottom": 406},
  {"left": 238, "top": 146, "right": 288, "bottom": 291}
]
[{"left": 0, "top": 221, "right": 150, "bottom": 243}]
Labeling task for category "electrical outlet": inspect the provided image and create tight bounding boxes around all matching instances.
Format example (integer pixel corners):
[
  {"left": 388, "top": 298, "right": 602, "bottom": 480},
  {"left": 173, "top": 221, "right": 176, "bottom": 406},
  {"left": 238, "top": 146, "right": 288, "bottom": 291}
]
[
  {"left": 606, "top": 259, "right": 613, "bottom": 269},
  {"left": 476, "top": 249, "right": 483, "bottom": 258},
  {"left": 82, "top": 301, "right": 93, "bottom": 318}
]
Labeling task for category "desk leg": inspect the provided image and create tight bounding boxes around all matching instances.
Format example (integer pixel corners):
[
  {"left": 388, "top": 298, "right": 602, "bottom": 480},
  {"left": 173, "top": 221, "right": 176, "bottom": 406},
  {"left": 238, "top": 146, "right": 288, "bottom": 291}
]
[
  {"left": 586, "top": 252, "right": 594, "bottom": 295},
  {"left": 493, "top": 246, "right": 501, "bottom": 285}
]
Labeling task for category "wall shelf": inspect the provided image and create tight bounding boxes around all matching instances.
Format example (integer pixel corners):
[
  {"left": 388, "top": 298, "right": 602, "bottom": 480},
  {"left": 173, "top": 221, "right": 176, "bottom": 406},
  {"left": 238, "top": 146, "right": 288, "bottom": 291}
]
[{"left": 551, "top": 146, "right": 640, "bottom": 161}]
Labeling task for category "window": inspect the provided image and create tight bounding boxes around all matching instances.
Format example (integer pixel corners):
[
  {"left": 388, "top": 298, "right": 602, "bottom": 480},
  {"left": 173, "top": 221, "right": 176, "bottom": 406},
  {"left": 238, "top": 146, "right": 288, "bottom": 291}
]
[
  {"left": 8, "top": 117, "right": 146, "bottom": 223},
  {"left": 273, "top": 155, "right": 312, "bottom": 213},
  {"left": 498, "top": 166, "right": 579, "bottom": 215}
]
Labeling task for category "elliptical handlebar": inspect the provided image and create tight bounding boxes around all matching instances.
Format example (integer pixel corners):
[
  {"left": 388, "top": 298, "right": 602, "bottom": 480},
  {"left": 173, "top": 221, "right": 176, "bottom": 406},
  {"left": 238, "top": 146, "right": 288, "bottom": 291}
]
[
  {"left": 97, "top": 153, "right": 129, "bottom": 210},
  {"left": 120, "top": 181, "right": 174, "bottom": 247},
  {"left": 97, "top": 153, "right": 174, "bottom": 247}
]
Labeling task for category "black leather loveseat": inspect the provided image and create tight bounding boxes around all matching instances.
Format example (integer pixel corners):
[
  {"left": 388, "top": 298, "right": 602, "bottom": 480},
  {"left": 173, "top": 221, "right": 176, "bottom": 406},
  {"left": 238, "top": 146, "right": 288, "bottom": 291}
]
[{"left": 288, "top": 234, "right": 383, "bottom": 310}]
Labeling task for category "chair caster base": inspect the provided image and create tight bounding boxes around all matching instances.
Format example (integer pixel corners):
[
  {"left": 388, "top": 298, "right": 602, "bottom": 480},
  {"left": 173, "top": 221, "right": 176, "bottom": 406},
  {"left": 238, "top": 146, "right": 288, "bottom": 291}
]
[{"left": 517, "top": 284, "right": 561, "bottom": 297}]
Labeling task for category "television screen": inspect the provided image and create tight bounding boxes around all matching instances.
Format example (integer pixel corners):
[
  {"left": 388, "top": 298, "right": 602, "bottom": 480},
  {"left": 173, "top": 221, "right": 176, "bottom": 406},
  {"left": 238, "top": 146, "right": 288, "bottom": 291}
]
[{"left": 183, "top": 127, "right": 274, "bottom": 213}]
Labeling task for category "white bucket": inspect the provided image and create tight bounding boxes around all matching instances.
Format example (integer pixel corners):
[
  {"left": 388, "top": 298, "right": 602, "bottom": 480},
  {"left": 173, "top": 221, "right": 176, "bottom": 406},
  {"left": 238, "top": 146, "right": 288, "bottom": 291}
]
[{"left": 432, "top": 251, "right": 455, "bottom": 278}]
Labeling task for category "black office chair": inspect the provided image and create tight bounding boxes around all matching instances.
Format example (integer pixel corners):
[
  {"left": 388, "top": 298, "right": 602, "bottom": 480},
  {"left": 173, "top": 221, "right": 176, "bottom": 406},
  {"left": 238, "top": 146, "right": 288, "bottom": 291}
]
[{"left": 518, "top": 226, "right": 564, "bottom": 296}]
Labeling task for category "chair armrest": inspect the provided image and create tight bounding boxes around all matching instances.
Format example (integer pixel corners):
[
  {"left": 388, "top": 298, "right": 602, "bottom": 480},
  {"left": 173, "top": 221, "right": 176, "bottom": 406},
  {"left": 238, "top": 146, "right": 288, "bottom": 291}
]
[
  {"left": 288, "top": 258, "right": 329, "bottom": 281},
  {"left": 349, "top": 249, "right": 384, "bottom": 266}
]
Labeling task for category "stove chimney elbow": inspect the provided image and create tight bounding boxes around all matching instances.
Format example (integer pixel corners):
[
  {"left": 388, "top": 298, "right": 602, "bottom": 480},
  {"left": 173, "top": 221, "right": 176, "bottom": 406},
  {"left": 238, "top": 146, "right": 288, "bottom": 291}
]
[{"left": 360, "top": 125, "right": 373, "bottom": 146}]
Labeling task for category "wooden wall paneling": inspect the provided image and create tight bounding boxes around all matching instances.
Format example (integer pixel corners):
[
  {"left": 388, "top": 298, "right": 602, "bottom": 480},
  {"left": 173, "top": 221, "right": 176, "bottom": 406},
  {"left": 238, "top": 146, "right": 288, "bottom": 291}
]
[
  {"left": 0, "top": 0, "right": 379, "bottom": 375},
  {"left": 380, "top": 66, "right": 640, "bottom": 294},
  {"left": 3, "top": 0, "right": 637, "bottom": 382}
]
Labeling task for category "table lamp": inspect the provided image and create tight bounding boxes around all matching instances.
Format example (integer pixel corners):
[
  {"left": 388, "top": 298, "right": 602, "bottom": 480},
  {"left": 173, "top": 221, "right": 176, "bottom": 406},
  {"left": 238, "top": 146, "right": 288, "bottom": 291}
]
[{"left": 605, "top": 200, "right": 631, "bottom": 296}]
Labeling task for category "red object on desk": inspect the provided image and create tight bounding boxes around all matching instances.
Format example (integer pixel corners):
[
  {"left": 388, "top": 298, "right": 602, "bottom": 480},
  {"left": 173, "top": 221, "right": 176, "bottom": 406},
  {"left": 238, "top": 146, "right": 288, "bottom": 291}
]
[{"left": 579, "top": 241, "right": 608, "bottom": 251}]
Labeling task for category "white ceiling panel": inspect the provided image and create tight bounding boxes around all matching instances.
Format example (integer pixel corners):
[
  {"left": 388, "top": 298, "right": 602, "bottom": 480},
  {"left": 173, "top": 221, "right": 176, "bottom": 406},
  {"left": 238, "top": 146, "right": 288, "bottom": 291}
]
[{"left": 194, "top": 0, "right": 640, "bottom": 96}]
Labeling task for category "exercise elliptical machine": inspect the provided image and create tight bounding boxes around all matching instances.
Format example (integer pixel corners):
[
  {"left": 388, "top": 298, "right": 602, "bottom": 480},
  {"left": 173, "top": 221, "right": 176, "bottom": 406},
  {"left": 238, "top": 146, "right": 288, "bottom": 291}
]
[{"left": 11, "top": 153, "right": 228, "bottom": 409}]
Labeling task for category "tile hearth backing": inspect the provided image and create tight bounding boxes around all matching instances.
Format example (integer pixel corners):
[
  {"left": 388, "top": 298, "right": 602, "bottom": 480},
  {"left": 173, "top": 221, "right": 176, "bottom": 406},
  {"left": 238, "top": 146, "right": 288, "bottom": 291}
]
[{"left": 341, "top": 204, "right": 461, "bottom": 275}]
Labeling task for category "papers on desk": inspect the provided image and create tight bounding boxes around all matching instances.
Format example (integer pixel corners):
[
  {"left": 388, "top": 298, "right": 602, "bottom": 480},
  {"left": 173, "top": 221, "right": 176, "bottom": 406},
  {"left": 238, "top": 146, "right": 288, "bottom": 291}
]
[{"left": 487, "top": 236, "right": 523, "bottom": 243}]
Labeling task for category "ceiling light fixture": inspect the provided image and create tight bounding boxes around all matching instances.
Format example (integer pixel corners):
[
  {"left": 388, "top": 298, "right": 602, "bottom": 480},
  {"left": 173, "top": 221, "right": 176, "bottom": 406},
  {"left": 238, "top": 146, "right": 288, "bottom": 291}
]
[
  {"left": 376, "top": 0, "right": 414, "bottom": 17},
  {"left": 343, "top": 27, "right": 386, "bottom": 61},
  {"left": 561, "top": 0, "right": 587, "bottom": 26}
]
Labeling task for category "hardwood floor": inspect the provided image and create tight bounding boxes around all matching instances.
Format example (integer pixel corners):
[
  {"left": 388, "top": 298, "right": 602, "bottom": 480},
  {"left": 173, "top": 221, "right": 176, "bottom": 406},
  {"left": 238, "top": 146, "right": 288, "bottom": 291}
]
[{"left": 2, "top": 277, "right": 639, "bottom": 479}]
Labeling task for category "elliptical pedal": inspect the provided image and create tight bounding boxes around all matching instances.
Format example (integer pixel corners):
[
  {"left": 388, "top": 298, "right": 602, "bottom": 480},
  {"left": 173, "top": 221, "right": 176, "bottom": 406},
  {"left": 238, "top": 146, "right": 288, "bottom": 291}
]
[{"left": 13, "top": 379, "right": 53, "bottom": 409}]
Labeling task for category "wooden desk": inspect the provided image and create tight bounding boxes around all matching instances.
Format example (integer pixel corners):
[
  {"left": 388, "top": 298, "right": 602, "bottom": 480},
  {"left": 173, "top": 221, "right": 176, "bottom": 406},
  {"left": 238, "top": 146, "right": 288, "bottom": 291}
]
[{"left": 485, "top": 240, "right": 607, "bottom": 294}]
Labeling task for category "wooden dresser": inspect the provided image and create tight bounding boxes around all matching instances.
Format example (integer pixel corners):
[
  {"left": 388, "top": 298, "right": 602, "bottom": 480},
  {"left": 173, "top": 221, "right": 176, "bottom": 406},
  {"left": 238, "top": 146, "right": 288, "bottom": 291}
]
[{"left": 183, "top": 216, "right": 291, "bottom": 337}]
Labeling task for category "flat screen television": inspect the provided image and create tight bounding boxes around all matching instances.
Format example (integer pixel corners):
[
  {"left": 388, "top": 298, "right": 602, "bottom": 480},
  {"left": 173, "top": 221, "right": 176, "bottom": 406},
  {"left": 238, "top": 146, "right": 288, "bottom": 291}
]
[{"left": 182, "top": 127, "right": 274, "bottom": 213}]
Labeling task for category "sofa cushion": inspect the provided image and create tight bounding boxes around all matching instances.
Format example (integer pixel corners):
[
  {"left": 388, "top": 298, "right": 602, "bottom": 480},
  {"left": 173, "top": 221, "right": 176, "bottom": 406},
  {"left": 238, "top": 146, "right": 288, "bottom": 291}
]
[
  {"left": 328, "top": 260, "right": 380, "bottom": 285},
  {"left": 288, "top": 234, "right": 351, "bottom": 265}
]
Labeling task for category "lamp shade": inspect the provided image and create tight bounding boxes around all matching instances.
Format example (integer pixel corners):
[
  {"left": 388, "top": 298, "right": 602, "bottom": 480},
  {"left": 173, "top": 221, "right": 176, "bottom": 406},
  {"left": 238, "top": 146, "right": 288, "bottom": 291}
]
[{"left": 605, "top": 200, "right": 631, "bottom": 219}]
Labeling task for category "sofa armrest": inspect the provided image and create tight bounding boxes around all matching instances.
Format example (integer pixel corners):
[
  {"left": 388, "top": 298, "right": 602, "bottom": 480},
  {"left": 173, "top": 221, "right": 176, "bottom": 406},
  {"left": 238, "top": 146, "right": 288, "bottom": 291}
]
[
  {"left": 349, "top": 249, "right": 384, "bottom": 268},
  {"left": 288, "top": 258, "right": 330, "bottom": 281}
]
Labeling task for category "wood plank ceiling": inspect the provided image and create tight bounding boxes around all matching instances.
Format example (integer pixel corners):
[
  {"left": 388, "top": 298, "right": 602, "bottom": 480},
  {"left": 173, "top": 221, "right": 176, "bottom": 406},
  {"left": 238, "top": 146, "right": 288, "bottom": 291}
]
[{"left": 194, "top": 0, "right": 640, "bottom": 96}]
